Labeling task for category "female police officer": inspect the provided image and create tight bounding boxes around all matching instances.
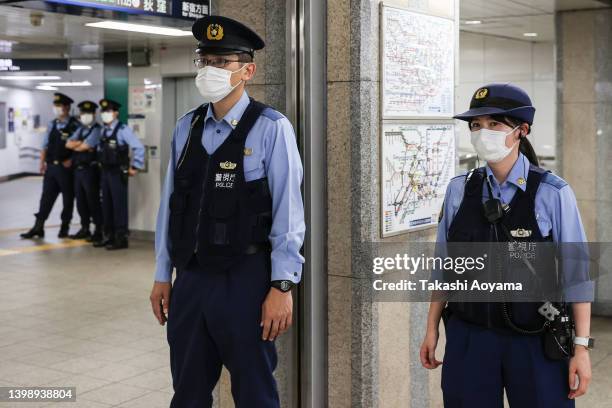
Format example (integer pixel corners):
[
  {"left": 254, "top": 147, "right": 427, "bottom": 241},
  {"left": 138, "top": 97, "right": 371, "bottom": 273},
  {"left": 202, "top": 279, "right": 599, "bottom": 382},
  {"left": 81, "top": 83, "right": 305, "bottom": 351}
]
[{"left": 419, "top": 83, "right": 594, "bottom": 407}]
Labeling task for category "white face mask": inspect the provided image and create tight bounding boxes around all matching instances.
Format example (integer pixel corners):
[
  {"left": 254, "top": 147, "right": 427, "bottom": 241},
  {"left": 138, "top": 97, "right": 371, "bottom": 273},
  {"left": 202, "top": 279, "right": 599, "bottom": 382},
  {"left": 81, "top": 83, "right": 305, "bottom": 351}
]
[
  {"left": 53, "top": 106, "right": 64, "bottom": 118},
  {"left": 470, "top": 126, "right": 519, "bottom": 163},
  {"left": 195, "top": 65, "right": 247, "bottom": 103},
  {"left": 101, "top": 111, "right": 115, "bottom": 124},
  {"left": 80, "top": 113, "right": 94, "bottom": 126}
]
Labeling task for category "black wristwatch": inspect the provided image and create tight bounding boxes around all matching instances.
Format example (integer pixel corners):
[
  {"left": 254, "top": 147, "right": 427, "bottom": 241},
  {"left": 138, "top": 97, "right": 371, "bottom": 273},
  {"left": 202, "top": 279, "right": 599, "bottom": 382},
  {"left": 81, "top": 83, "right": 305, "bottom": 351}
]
[{"left": 271, "top": 280, "right": 295, "bottom": 292}]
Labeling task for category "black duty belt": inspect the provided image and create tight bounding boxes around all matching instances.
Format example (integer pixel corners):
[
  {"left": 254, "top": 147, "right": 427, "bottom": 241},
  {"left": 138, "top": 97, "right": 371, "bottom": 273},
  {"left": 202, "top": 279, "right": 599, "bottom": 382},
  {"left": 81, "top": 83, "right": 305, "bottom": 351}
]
[{"left": 244, "top": 242, "right": 272, "bottom": 255}]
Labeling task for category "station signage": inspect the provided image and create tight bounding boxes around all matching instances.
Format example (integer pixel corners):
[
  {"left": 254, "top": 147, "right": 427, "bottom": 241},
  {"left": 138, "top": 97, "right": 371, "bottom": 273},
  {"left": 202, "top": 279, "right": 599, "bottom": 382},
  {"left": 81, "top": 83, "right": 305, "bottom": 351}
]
[
  {"left": 44, "top": 0, "right": 209, "bottom": 20},
  {"left": 0, "top": 58, "right": 68, "bottom": 72}
]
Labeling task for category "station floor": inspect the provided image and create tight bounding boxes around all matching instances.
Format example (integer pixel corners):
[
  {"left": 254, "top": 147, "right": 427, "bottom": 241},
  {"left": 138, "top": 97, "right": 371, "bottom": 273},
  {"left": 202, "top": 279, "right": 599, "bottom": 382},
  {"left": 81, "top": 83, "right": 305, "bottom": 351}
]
[
  {"left": 0, "top": 177, "right": 171, "bottom": 407},
  {"left": 0, "top": 176, "right": 611, "bottom": 407}
]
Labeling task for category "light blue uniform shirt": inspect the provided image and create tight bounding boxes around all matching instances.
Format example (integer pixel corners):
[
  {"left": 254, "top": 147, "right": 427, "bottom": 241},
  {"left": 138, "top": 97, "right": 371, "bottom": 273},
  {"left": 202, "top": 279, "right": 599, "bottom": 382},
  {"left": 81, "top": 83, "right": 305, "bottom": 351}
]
[
  {"left": 68, "top": 123, "right": 102, "bottom": 147},
  {"left": 435, "top": 152, "right": 594, "bottom": 302},
  {"left": 154, "top": 90, "right": 306, "bottom": 283},
  {"left": 42, "top": 117, "right": 74, "bottom": 149},
  {"left": 100, "top": 120, "right": 146, "bottom": 169}
]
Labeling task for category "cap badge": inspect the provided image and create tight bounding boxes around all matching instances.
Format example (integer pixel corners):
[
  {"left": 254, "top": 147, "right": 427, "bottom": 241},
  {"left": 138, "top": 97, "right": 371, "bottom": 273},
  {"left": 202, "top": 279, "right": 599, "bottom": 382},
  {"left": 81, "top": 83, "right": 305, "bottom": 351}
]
[
  {"left": 101, "top": 101, "right": 107, "bottom": 107},
  {"left": 475, "top": 88, "right": 488, "bottom": 99},
  {"left": 207, "top": 24, "right": 224, "bottom": 41},
  {"left": 54, "top": 95, "right": 60, "bottom": 102},
  {"left": 84, "top": 103, "right": 91, "bottom": 109},
  {"left": 219, "top": 161, "right": 237, "bottom": 170}
]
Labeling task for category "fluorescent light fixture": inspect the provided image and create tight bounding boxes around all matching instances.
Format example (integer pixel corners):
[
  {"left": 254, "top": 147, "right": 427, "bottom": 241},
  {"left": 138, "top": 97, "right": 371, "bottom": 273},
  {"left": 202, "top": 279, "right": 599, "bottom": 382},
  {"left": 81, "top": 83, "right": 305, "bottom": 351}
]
[
  {"left": 39, "top": 81, "right": 92, "bottom": 87},
  {"left": 85, "top": 21, "right": 192, "bottom": 37},
  {"left": 70, "top": 65, "right": 92, "bottom": 70},
  {"left": 0, "top": 75, "right": 61, "bottom": 81},
  {"left": 464, "top": 20, "right": 482, "bottom": 25},
  {"left": 36, "top": 85, "right": 58, "bottom": 91},
  {"left": 523, "top": 32, "right": 538, "bottom": 37}
]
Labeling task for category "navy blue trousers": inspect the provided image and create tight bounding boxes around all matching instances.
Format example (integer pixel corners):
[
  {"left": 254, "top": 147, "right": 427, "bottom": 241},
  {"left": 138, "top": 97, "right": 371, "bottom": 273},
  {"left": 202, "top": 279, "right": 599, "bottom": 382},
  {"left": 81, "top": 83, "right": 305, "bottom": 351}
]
[
  {"left": 36, "top": 163, "right": 73, "bottom": 223},
  {"left": 74, "top": 166, "right": 102, "bottom": 228},
  {"left": 100, "top": 169, "right": 127, "bottom": 236},
  {"left": 442, "top": 314, "right": 575, "bottom": 408},
  {"left": 167, "top": 252, "right": 279, "bottom": 408}
]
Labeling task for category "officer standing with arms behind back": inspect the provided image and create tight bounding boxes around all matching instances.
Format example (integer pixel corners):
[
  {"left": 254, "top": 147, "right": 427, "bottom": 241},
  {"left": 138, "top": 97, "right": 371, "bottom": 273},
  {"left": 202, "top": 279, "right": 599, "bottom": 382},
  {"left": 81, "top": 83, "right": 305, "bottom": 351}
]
[
  {"left": 95, "top": 99, "right": 145, "bottom": 250},
  {"left": 21, "top": 93, "right": 80, "bottom": 239},
  {"left": 65, "top": 101, "right": 103, "bottom": 242},
  {"left": 149, "top": 16, "right": 305, "bottom": 407}
]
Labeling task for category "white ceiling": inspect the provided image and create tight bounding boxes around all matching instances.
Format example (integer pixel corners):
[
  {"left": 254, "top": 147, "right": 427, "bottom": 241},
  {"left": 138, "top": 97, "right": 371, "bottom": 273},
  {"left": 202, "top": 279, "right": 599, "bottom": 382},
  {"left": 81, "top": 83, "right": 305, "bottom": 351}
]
[
  {"left": 460, "top": 0, "right": 611, "bottom": 42},
  {"left": 0, "top": 4, "right": 194, "bottom": 58}
]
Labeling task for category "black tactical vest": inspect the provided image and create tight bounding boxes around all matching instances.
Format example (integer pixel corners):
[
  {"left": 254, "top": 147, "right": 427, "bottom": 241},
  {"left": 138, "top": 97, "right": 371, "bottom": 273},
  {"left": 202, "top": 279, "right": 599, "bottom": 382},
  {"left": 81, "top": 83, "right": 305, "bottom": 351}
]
[
  {"left": 73, "top": 124, "right": 101, "bottom": 167},
  {"left": 169, "top": 98, "right": 273, "bottom": 270},
  {"left": 446, "top": 164, "right": 557, "bottom": 332},
  {"left": 46, "top": 117, "right": 79, "bottom": 163},
  {"left": 99, "top": 123, "right": 130, "bottom": 168}
]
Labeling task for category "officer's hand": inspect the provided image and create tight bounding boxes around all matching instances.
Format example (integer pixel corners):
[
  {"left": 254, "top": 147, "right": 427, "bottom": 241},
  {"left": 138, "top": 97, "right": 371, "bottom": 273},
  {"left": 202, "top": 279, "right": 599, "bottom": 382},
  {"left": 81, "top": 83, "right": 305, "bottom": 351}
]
[
  {"left": 39, "top": 162, "right": 46, "bottom": 174},
  {"left": 62, "top": 159, "right": 72, "bottom": 168},
  {"left": 568, "top": 347, "right": 591, "bottom": 399},
  {"left": 150, "top": 281, "right": 172, "bottom": 326},
  {"left": 261, "top": 288, "right": 293, "bottom": 341},
  {"left": 419, "top": 328, "right": 443, "bottom": 369},
  {"left": 128, "top": 168, "right": 138, "bottom": 177}
]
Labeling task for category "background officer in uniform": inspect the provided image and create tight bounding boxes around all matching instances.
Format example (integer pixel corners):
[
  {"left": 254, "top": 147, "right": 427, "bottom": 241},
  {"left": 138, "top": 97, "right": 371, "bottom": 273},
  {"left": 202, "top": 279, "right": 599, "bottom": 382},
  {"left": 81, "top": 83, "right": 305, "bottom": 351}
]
[
  {"left": 65, "top": 101, "right": 103, "bottom": 241},
  {"left": 149, "top": 15, "right": 305, "bottom": 408},
  {"left": 94, "top": 99, "right": 145, "bottom": 250},
  {"left": 21, "top": 92, "right": 80, "bottom": 239},
  {"left": 420, "top": 83, "right": 594, "bottom": 407}
]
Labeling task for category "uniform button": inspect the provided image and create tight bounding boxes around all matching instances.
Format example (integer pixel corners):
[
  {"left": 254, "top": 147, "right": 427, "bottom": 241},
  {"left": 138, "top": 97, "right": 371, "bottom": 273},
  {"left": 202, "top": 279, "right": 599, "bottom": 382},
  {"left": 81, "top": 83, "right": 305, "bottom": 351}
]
[{"left": 216, "top": 129, "right": 221, "bottom": 134}]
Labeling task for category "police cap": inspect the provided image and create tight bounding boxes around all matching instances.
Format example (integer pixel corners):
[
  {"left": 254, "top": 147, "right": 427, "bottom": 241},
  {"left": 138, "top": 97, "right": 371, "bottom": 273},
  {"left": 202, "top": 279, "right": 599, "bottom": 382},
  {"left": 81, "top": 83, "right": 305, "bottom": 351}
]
[
  {"left": 53, "top": 93, "right": 74, "bottom": 106},
  {"left": 192, "top": 15, "right": 265, "bottom": 57},
  {"left": 78, "top": 100, "right": 98, "bottom": 113},
  {"left": 454, "top": 83, "right": 536, "bottom": 125},
  {"left": 99, "top": 99, "right": 121, "bottom": 111}
]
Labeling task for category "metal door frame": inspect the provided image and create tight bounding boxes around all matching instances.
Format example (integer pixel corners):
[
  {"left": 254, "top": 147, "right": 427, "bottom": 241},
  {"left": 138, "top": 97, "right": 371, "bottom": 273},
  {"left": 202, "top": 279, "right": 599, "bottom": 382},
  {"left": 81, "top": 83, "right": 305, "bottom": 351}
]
[{"left": 286, "top": 0, "right": 327, "bottom": 406}]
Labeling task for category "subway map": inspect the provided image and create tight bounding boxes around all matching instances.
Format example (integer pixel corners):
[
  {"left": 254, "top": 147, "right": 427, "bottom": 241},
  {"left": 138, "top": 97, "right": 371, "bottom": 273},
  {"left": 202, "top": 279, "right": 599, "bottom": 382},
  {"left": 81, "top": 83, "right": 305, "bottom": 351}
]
[
  {"left": 381, "top": 6, "right": 454, "bottom": 118},
  {"left": 381, "top": 123, "right": 455, "bottom": 236}
]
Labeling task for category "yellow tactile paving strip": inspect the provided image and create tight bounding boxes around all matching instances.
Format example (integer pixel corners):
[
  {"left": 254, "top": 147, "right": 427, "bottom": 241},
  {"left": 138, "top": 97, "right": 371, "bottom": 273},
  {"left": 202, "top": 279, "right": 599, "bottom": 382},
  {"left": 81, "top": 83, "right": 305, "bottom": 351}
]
[{"left": 0, "top": 225, "right": 90, "bottom": 256}]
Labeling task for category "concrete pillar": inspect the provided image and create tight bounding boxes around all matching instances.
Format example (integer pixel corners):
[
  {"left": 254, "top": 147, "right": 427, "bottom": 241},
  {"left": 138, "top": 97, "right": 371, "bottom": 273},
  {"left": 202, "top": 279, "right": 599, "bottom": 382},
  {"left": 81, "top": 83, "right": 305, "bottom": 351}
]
[
  {"left": 556, "top": 9, "right": 612, "bottom": 315},
  {"left": 327, "top": 0, "right": 456, "bottom": 406}
]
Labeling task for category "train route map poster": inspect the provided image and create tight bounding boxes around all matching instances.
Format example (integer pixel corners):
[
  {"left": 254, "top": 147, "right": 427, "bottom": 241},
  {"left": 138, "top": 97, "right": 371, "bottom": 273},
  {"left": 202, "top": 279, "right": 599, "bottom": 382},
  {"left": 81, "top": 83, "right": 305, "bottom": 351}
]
[
  {"left": 381, "top": 122, "right": 455, "bottom": 236},
  {"left": 381, "top": 6, "right": 454, "bottom": 118}
]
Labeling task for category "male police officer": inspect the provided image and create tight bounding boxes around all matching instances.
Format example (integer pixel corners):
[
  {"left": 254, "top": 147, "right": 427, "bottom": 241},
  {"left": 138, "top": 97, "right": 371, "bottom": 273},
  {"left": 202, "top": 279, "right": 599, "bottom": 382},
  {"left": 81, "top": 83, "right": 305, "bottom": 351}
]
[
  {"left": 94, "top": 99, "right": 145, "bottom": 250},
  {"left": 150, "top": 15, "right": 305, "bottom": 407},
  {"left": 21, "top": 93, "right": 80, "bottom": 239},
  {"left": 65, "top": 101, "right": 103, "bottom": 241}
]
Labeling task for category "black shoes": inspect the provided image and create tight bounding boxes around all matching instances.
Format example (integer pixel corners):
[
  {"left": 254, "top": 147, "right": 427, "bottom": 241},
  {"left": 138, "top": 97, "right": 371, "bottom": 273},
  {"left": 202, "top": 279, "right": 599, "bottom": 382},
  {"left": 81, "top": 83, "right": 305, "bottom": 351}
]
[
  {"left": 58, "top": 222, "right": 71, "bottom": 238},
  {"left": 106, "top": 235, "right": 128, "bottom": 250},
  {"left": 69, "top": 228, "right": 91, "bottom": 240},
  {"left": 88, "top": 228, "right": 103, "bottom": 243},
  {"left": 93, "top": 236, "right": 112, "bottom": 248},
  {"left": 20, "top": 218, "right": 45, "bottom": 239}
]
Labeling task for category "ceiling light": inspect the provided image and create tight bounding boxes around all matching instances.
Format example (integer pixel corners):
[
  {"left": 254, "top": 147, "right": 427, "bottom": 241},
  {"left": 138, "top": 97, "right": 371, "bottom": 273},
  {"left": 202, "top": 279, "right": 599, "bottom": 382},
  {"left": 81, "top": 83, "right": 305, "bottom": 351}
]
[
  {"left": 85, "top": 21, "right": 192, "bottom": 37},
  {"left": 0, "top": 75, "right": 61, "bottom": 81},
  {"left": 523, "top": 32, "right": 538, "bottom": 37},
  {"left": 36, "top": 85, "right": 58, "bottom": 91},
  {"left": 464, "top": 20, "right": 482, "bottom": 25},
  {"left": 70, "top": 65, "right": 92, "bottom": 70},
  {"left": 39, "top": 81, "right": 92, "bottom": 87}
]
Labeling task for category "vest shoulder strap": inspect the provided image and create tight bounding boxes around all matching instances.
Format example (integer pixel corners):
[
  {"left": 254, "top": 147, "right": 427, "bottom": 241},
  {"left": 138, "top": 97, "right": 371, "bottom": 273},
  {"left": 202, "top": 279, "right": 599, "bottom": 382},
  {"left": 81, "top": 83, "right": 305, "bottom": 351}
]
[
  {"left": 464, "top": 166, "right": 485, "bottom": 197},
  {"left": 229, "top": 98, "right": 267, "bottom": 144}
]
